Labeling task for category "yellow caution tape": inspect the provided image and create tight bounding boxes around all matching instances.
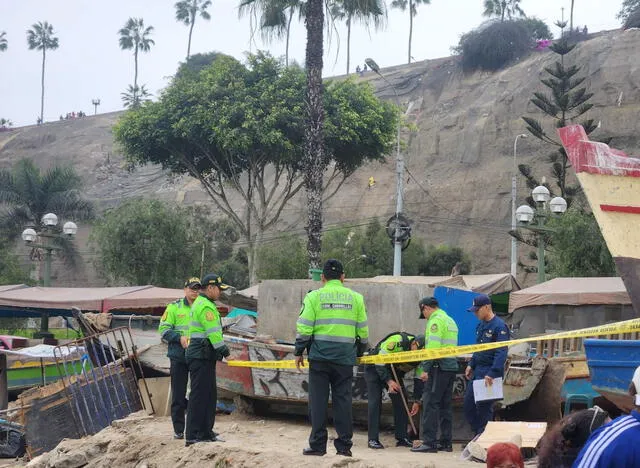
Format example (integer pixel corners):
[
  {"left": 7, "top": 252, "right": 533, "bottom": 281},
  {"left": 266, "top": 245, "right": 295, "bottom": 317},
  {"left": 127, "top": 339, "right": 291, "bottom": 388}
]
[{"left": 225, "top": 318, "right": 640, "bottom": 369}]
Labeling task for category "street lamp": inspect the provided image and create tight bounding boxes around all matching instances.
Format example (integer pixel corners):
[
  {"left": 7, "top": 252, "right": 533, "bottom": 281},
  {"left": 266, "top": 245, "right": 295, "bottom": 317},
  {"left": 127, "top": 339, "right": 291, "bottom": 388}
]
[
  {"left": 92, "top": 98, "right": 101, "bottom": 115},
  {"left": 365, "top": 57, "right": 404, "bottom": 276},
  {"left": 516, "top": 186, "right": 567, "bottom": 284},
  {"left": 511, "top": 134, "right": 527, "bottom": 278},
  {"left": 21, "top": 213, "right": 78, "bottom": 339}
]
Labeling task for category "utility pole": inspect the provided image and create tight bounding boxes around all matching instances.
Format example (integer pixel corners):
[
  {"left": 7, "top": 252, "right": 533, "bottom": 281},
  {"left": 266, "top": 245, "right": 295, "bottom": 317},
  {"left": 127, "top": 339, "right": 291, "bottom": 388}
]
[{"left": 92, "top": 98, "right": 101, "bottom": 115}]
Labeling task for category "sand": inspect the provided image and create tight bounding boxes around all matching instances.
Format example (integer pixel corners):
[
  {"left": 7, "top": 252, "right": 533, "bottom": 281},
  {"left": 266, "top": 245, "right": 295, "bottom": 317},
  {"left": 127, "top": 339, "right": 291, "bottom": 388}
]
[{"left": 17, "top": 411, "right": 482, "bottom": 468}]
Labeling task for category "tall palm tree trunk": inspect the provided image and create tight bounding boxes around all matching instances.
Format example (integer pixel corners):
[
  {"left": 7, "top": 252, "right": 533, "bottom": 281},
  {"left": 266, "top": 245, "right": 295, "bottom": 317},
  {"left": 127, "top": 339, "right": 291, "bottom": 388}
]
[
  {"left": 187, "top": 17, "right": 196, "bottom": 59},
  {"left": 285, "top": 8, "right": 294, "bottom": 67},
  {"left": 134, "top": 46, "right": 139, "bottom": 90},
  {"left": 570, "top": 0, "right": 575, "bottom": 32},
  {"left": 40, "top": 48, "right": 46, "bottom": 123},
  {"left": 304, "top": 0, "right": 325, "bottom": 270},
  {"left": 408, "top": 0, "right": 413, "bottom": 64},
  {"left": 346, "top": 15, "right": 351, "bottom": 75}
]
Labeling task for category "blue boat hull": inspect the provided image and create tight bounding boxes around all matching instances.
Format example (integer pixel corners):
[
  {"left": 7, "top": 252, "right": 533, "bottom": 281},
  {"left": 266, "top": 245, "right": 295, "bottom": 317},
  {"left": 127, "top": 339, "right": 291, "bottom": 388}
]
[{"left": 584, "top": 339, "right": 640, "bottom": 412}]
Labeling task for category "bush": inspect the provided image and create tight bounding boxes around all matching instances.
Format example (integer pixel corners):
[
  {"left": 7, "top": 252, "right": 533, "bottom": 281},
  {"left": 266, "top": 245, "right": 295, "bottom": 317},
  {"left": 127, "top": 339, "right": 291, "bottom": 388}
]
[
  {"left": 624, "top": 7, "right": 640, "bottom": 29},
  {"left": 519, "top": 17, "right": 553, "bottom": 40},
  {"left": 419, "top": 245, "right": 471, "bottom": 276},
  {"left": 457, "top": 20, "right": 535, "bottom": 72}
]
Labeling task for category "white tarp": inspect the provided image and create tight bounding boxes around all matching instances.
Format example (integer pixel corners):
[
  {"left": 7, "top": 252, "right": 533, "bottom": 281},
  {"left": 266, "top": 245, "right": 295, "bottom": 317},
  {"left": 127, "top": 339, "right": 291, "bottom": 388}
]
[{"left": 0, "top": 344, "right": 84, "bottom": 361}]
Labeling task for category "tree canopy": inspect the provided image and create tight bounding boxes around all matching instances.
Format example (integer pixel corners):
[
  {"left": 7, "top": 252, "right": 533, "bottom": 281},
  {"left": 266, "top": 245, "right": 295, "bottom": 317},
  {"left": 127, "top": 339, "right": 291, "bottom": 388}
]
[{"left": 114, "top": 52, "right": 397, "bottom": 283}]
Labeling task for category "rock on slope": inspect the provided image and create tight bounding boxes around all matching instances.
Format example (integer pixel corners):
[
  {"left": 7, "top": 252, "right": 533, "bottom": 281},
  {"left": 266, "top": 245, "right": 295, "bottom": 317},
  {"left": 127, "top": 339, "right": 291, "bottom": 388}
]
[{"left": 1, "top": 29, "right": 639, "bottom": 285}]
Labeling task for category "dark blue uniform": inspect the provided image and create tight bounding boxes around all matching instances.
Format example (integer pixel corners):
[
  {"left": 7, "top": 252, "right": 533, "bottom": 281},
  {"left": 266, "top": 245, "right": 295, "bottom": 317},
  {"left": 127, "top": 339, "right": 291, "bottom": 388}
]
[{"left": 464, "top": 315, "right": 509, "bottom": 435}]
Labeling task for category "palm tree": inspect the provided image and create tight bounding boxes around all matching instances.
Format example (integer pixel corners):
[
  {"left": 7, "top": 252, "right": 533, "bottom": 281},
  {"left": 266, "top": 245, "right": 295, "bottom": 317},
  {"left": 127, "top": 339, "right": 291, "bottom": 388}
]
[
  {"left": 331, "top": 0, "right": 386, "bottom": 74},
  {"left": 118, "top": 18, "right": 155, "bottom": 95},
  {"left": 27, "top": 22, "right": 59, "bottom": 124},
  {"left": 239, "top": 0, "right": 303, "bottom": 67},
  {"left": 175, "top": 0, "right": 212, "bottom": 59},
  {"left": 570, "top": 0, "right": 575, "bottom": 32},
  {"left": 0, "top": 159, "right": 94, "bottom": 276},
  {"left": 121, "top": 84, "right": 152, "bottom": 109},
  {"left": 482, "top": 0, "right": 525, "bottom": 22},
  {"left": 0, "top": 31, "right": 7, "bottom": 51},
  {"left": 391, "top": 0, "right": 431, "bottom": 64}
]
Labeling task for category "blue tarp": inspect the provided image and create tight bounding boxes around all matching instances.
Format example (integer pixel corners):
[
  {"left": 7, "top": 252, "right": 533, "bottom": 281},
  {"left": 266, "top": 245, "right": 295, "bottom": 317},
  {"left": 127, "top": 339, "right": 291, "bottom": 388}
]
[
  {"left": 227, "top": 308, "right": 258, "bottom": 319},
  {"left": 433, "top": 286, "right": 482, "bottom": 346}
]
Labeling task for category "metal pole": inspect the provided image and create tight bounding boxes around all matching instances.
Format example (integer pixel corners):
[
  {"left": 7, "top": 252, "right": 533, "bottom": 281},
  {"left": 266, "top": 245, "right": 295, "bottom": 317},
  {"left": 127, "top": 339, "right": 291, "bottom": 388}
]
[
  {"left": 537, "top": 209, "right": 546, "bottom": 284},
  {"left": 200, "top": 242, "right": 205, "bottom": 279},
  {"left": 38, "top": 247, "right": 52, "bottom": 338},
  {"left": 511, "top": 134, "right": 526, "bottom": 278}
]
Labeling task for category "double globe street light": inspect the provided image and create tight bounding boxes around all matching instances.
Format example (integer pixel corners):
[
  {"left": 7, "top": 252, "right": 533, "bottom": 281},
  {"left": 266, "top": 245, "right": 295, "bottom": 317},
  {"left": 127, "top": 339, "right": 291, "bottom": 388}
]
[
  {"left": 515, "top": 186, "right": 567, "bottom": 284},
  {"left": 22, "top": 213, "right": 78, "bottom": 338}
]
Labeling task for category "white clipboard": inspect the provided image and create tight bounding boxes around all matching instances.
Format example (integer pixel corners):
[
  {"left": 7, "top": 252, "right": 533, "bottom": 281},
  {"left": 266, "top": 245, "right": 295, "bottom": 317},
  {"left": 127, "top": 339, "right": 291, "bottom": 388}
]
[{"left": 473, "top": 377, "right": 504, "bottom": 402}]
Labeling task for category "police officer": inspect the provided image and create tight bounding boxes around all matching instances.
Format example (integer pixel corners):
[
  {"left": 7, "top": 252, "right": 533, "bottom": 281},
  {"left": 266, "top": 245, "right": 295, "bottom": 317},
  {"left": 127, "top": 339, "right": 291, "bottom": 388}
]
[
  {"left": 294, "top": 259, "right": 369, "bottom": 457},
  {"left": 411, "top": 297, "right": 459, "bottom": 453},
  {"left": 365, "top": 332, "right": 425, "bottom": 449},
  {"left": 464, "top": 294, "right": 510, "bottom": 435},
  {"left": 185, "top": 273, "right": 230, "bottom": 447},
  {"left": 158, "top": 277, "right": 201, "bottom": 439}
]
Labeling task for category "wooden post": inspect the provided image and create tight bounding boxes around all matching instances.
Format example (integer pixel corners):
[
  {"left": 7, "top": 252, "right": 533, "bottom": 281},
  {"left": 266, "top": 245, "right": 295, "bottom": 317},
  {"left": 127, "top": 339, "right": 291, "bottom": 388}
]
[{"left": 0, "top": 354, "right": 7, "bottom": 411}]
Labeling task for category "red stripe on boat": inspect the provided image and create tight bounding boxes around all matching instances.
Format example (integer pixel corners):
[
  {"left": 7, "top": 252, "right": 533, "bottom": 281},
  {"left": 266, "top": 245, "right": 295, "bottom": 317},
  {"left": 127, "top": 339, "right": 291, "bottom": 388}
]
[{"left": 600, "top": 204, "right": 640, "bottom": 214}]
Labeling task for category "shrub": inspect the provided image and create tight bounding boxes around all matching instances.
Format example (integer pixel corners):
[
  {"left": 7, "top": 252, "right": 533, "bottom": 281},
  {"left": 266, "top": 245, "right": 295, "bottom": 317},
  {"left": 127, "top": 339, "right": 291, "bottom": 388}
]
[
  {"left": 519, "top": 17, "right": 553, "bottom": 40},
  {"left": 458, "top": 20, "right": 534, "bottom": 72},
  {"left": 624, "top": 7, "right": 640, "bottom": 29}
]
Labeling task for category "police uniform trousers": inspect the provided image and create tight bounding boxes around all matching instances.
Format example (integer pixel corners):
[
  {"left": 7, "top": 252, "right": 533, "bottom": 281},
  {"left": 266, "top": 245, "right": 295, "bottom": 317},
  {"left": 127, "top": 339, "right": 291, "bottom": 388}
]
[
  {"left": 185, "top": 357, "right": 217, "bottom": 441},
  {"left": 169, "top": 359, "right": 189, "bottom": 435},
  {"left": 421, "top": 366, "right": 456, "bottom": 446},
  {"left": 364, "top": 365, "right": 408, "bottom": 442},
  {"left": 308, "top": 360, "right": 353, "bottom": 452},
  {"left": 463, "top": 366, "right": 494, "bottom": 435}
]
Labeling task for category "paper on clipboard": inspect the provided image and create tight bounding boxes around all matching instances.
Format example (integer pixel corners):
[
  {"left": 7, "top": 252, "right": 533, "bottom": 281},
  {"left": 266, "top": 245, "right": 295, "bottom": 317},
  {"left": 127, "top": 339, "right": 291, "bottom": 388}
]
[{"left": 473, "top": 377, "right": 503, "bottom": 402}]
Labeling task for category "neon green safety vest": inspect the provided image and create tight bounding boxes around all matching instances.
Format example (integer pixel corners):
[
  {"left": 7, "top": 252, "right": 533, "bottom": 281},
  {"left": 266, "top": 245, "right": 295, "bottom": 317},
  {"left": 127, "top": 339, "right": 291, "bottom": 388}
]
[
  {"left": 186, "top": 294, "right": 225, "bottom": 361},
  {"left": 295, "top": 279, "right": 369, "bottom": 366},
  {"left": 158, "top": 298, "right": 191, "bottom": 362},
  {"left": 422, "top": 308, "right": 459, "bottom": 372},
  {"left": 373, "top": 332, "right": 423, "bottom": 380}
]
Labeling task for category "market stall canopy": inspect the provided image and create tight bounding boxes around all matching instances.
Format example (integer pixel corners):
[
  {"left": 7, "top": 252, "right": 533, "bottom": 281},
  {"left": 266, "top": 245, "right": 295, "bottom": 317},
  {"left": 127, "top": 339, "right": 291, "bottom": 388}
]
[
  {"left": 369, "top": 273, "right": 519, "bottom": 295},
  {"left": 508, "top": 277, "right": 631, "bottom": 313},
  {"left": 103, "top": 287, "right": 183, "bottom": 311}
]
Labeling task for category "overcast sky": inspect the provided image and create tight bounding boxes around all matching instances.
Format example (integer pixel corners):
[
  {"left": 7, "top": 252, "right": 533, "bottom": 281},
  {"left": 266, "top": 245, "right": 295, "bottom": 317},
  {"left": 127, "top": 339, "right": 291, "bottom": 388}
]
[{"left": 0, "top": 0, "right": 623, "bottom": 127}]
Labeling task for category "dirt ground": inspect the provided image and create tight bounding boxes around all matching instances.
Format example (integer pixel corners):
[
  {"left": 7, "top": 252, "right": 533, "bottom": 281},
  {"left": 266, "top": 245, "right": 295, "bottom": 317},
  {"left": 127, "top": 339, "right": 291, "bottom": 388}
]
[{"left": 13, "top": 411, "right": 485, "bottom": 468}]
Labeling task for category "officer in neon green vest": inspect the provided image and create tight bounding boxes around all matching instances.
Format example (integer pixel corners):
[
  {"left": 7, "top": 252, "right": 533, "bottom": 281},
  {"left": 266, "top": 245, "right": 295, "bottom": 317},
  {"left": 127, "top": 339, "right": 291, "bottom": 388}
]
[
  {"left": 184, "top": 272, "right": 230, "bottom": 447},
  {"left": 410, "top": 296, "right": 459, "bottom": 454},
  {"left": 158, "top": 276, "right": 201, "bottom": 439},
  {"left": 295, "top": 259, "right": 369, "bottom": 457}
]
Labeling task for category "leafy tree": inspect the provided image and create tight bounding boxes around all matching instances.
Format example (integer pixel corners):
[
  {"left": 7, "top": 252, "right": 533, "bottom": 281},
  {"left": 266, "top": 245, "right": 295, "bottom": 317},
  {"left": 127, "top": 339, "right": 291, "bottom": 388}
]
[
  {"left": 520, "top": 17, "right": 553, "bottom": 40},
  {"left": 521, "top": 27, "right": 596, "bottom": 203},
  {"left": 0, "top": 239, "right": 29, "bottom": 285},
  {"left": 546, "top": 208, "right": 616, "bottom": 277},
  {"left": 330, "top": 0, "right": 386, "bottom": 74},
  {"left": 175, "top": 0, "right": 212, "bottom": 59},
  {"left": 482, "top": 0, "right": 525, "bottom": 22},
  {"left": 176, "top": 52, "right": 224, "bottom": 79},
  {"left": 623, "top": 7, "right": 640, "bottom": 29},
  {"left": 0, "top": 118, "right": 12, "bottom": 129},
  {"left": 0, "top": 159, "right": 94, "bottom": 279},
  {"left": 457, "top": 20, "right": 532, "bottom": 72},
  {"left": 114, "top": 53, "right": 397, "bottom": 284},
  {"left": 121, "top": 84, "right": 152, "bottom": 109},
  {"left": 419, "top": 244, "right": 471, "bottom": 276},
  {"left": 257, "top": 234, "right": 308, "bottom": 279},
  {"left": 118, "top": 18, "right": 155, "bottom": 107},
  {"left": 27, "top": 22, "right": 59, "bottom": 123},
  {"left": 238, "top": 0, "right": 304, "bottom": 67},
  {"left": 390, "top": 0, "right": 431, "bottom": 64},
  {"left": 0, "top": 31, "right": 7, "bottom": 51},
  {"left": 618, "top": 0, "right": 640, "bottom": 21},
  {"left": 91, "top": 199, "right": 245, "bottom": 287}
]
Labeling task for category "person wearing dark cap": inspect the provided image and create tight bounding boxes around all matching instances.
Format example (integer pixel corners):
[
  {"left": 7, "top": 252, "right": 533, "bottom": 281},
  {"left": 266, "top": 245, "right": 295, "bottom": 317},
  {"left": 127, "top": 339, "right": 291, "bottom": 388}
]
[
  {"left": 365, "top": 332, "right": 425, "bottom": 449},
  {"left": 411, "top": 297, "right": 459, "bottom": 453},
  {"left": 158, "top": 277, "right": 201, "bottom": 439},
  {"left": 463, "top": 294, "right": 510, "bottom": 436},
  {"left": 185, "top": 273, "right": 230, "bottom": 447},
  {"left": 294, "top": 259, "right": 369, "bottom": 457}
]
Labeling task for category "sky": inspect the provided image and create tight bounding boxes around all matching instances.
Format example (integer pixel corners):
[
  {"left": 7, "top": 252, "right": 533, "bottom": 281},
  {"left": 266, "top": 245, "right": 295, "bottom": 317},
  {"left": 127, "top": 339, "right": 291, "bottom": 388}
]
[{"left": 0, "top": 0, "right": 624, "bottom": 127}]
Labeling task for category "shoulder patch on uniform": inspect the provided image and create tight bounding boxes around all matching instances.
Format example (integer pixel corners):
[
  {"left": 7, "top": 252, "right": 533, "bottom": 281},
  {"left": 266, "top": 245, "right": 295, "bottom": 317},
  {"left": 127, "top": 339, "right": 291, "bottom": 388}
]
[
  {"left": 205, "top": 311, "right": 215, "bottom": 322},
  {"left": 430, "top": 323, "right": 438, "bottom": 333},
  {"left": 161, "top": 312, "right": 167, "bottom": 321},
  {"left": 500, "top": 330, "right": 507, "bottom": 335},
  {"left": 386, "top": 342, "right": 396, "bottom": 351}
]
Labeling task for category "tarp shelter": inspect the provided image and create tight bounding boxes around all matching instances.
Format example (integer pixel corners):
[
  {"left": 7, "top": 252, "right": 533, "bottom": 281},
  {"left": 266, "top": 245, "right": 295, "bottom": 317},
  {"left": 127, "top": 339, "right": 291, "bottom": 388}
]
[
  {"left": 508, "top": 277, "right": 634, "bottom": 337},
  {"left": 433, "top": 287, "right": 482, "bottom": 346}
]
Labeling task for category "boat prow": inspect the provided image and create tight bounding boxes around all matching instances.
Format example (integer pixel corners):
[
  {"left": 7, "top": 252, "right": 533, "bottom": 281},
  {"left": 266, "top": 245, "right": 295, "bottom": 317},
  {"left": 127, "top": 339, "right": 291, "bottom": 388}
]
[{"left": 558, "top": 125, "right": 640, "bottom": 313}]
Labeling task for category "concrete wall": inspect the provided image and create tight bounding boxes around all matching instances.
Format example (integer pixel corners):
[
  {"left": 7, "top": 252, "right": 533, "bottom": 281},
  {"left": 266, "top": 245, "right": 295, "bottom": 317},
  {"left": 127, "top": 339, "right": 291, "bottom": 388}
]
[{"left": 257, "top": 279, "right": 441, "bottom": 344}]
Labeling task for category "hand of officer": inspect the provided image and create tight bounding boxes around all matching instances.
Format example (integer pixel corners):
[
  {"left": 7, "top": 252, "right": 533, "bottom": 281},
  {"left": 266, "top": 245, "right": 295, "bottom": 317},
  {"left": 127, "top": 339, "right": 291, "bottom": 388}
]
[
  {"left": 295, "top": 355, "right": 305, "bottom": 371},
  {"left": 387, "top": 380, "right": 401, "bottom": 393},
  {"left": 180, "top": 336, "right": 189, "bottom": 349},
  {"left": 420, "top": 372, "right": 429, "bottom": 382},
  {"left": 484, "top": 375, "right": 494, "bottom": 386},
  {"left": 410, "top": 402, "right": 421, "bottom": 416},
  {"left": 465, "top": 366, "right": 473, "bottom": 380}
]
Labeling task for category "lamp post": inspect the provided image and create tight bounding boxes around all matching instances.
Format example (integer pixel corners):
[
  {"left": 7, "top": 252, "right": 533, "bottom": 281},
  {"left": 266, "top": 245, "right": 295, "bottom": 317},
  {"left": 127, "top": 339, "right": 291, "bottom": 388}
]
[
  {"left": 365, "top": 57, "right": 404, "bottom": 276},
  {"left": 515, "top": 186, "right": 567, "bottom": 283},
  {"left": 91, "top": 98, "right": 101, "bottom": 115},
  {"left": 511, "top": 134, "right": 528, "bottom": 278},
  {"left": 22, "top": 213, "right": 78, "bottom": 339}
]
